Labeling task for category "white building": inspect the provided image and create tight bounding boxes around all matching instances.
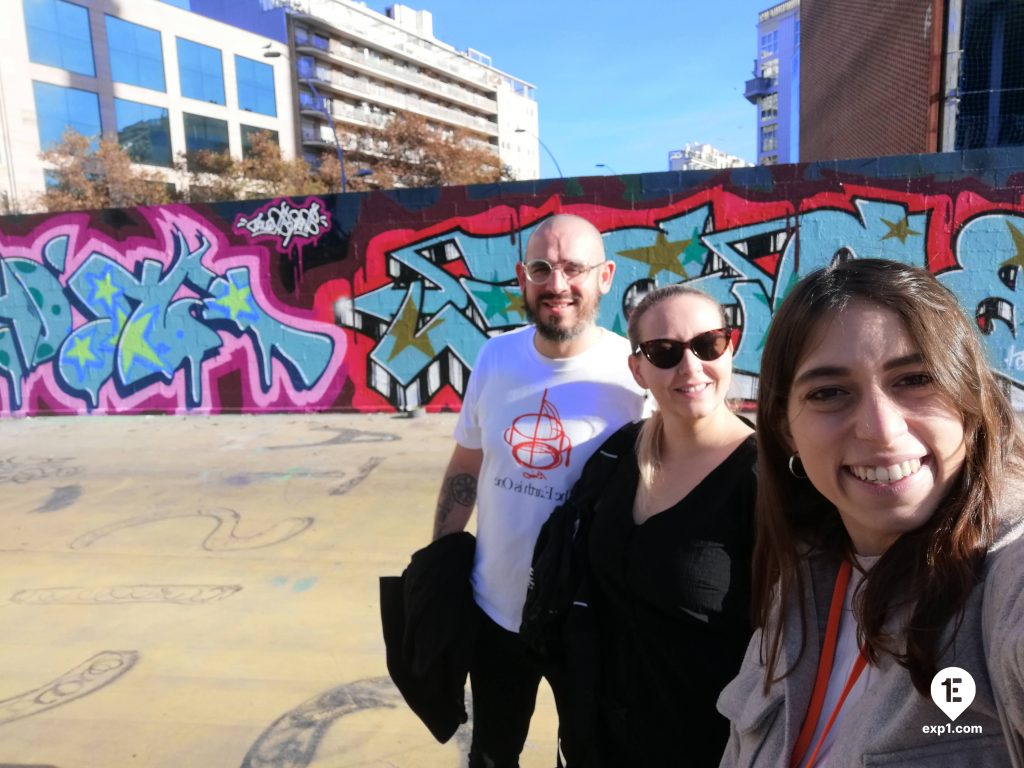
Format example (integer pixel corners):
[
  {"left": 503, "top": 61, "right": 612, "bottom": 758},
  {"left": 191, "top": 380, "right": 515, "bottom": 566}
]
[
  {"left": 191, "top": 0, "right": 540, "bottom": 180},
  {"left": 668, "top": 143, "right": 752, "bottom": 171},
  {"left": 1, "top": 0, "right": 296, "bottom": 212}
]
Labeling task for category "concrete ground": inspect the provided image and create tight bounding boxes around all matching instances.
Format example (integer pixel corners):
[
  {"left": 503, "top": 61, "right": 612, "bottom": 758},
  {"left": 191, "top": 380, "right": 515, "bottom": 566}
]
[{"left": 0, "top": 412, "right": 558, "bottom": 768}]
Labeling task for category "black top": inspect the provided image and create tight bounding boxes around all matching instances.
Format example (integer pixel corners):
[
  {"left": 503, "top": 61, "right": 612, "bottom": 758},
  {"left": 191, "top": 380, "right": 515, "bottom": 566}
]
[{"left": 586, "top": 427, "right": 757, "bottom": 766}]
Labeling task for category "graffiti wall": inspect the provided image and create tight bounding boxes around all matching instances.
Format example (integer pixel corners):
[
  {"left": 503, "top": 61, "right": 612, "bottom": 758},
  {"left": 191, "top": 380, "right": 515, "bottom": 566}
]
[{"left": 3, "top": 148, "right": 1024, "bottom": 416}]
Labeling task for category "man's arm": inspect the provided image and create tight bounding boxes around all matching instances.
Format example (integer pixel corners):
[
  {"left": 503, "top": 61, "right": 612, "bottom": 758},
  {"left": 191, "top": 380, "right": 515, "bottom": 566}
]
[{"left": 432, "top": 444, "right": 483, "bottom": 540}]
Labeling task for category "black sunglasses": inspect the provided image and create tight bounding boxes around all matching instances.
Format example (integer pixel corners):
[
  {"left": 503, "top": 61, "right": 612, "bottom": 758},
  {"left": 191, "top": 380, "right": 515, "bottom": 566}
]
[{"left": 634, "top": 328, "right": 733, "bottom": 368}]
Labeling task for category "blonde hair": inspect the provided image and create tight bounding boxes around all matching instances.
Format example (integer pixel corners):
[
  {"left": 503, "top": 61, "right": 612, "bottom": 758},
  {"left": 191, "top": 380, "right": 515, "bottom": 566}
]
[{"left": 626, "top": 285, "right": 729, "bottom": 490}]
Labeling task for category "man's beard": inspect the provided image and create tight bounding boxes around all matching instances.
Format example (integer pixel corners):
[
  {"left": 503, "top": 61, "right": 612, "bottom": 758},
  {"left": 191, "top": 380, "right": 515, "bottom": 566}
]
[{"left": 524, "top": 290, "right": 600, "bottom": 343}]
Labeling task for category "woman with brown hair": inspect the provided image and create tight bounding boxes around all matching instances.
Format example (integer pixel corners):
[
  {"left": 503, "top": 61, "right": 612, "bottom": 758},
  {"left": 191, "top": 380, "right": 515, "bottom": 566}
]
[
  {"left": 560, "top": 283, "right": 757, "bottom": 765},
  {"left": 718, "top": 258, "right": 1024, "bottom": 766}
]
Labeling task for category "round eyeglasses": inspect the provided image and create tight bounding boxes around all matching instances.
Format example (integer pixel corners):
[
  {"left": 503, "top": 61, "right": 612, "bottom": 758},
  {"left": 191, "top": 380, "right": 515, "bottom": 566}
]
[
  {"left": 522, "top": 259, "right": 602, "bottom": 285},
  {"left": 633, "top": 328, "right": 733, "bottom": 368}
]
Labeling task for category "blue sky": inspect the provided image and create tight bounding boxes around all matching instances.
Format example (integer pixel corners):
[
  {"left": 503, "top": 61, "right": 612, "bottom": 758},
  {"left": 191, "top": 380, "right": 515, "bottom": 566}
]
[{"left": 367, "top": 0, "right": 770, "bottom": 178}]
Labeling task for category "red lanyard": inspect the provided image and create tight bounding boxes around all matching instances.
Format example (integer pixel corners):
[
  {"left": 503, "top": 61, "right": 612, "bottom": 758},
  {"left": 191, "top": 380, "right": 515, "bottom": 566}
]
[{"left": 790, "top": 560, "right": 869, "bottom": 768}]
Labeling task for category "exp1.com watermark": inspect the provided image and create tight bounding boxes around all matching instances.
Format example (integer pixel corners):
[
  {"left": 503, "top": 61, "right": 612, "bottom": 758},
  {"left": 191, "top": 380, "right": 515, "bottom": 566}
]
[
  {"left": 925, "top": 667, "right": 983, "bottom": 736},
  {"left": 922, "top": 723, "right": 984, "bottom": 736}
]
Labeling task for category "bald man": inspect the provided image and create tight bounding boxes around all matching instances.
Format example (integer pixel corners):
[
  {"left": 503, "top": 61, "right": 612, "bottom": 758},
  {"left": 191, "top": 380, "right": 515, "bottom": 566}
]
[{"left": 432, "top": 214, "right": 647, "bottom": 767}]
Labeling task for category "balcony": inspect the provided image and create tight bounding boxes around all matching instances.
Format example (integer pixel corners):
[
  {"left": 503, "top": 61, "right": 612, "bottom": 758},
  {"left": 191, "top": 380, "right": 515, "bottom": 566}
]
[
  {"left": 301, "top": 38, "right": 500, "bottom": 116},
  {"left": 301, "top": 134, "right": 334, "bottom": 149},
  {"left": 744, "top": 76, "right": 774, "bottom": 104},
  {"left": 298, "top": 92, "right": 329, "bottom": 115},
  {"left": 307, "top": 70, "right": 499, "bottom": 136},
  {"left": 295, "top": 35, "right": 330, "bottom": 54},
  {"left": 332, "top": 102, "right": 390, "bottom": 129},
  {"left": 279, "top": 0, "right": 534, "bottom": 97}
]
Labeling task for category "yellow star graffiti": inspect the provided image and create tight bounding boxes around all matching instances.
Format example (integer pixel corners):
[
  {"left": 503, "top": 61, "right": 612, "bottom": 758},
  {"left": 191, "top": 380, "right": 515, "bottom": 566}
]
[
  {"left": 617, "top": 232, "right": 692, "bottom": 279},
  {"left": 94, "top": 273, "right": 118, "bottom": 304},
  {"left": 503, "top": 289, "right": 524, "bottom": 318},
  {"left": 67, "top": 336, "right": 96, "bottom": 367},
  {"left": 387, "top": 295, "right": 446, "bottom": 362},
  {"left": 217, "top": 281, "right": 252, "bottom": 321},
  {"left": 880, "top": 216, "right": 922, "bottom": 243},
  {"left": 1002, "top": 220, "right": 1024, "bottom": 270}
]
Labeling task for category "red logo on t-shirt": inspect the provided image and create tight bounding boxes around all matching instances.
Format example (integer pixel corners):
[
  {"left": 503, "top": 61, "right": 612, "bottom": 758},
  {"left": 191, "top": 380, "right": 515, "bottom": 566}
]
[{"left": 503, "top": 388, "right": 572, "bottom": 474}]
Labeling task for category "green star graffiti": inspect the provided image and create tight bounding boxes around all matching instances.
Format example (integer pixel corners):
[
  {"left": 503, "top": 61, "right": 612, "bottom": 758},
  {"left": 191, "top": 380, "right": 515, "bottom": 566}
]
[
  {"left": 217, "top": 281, "right": 252, "bottom": 322},
  {"left": 67, "top": 336, "right": 96, "bottom": 367},
  {"left": 120, "top": 309, "right": 164, "bottom": 372}
]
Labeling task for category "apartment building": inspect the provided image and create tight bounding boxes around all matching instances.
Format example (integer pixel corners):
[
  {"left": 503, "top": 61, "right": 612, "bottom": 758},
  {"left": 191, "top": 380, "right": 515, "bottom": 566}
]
[
  {"left": 668, "top": 142, "right": 751, "bottom": 171},
  {"left": 190, "top": 0, "right": 540, "bottom": 180},
  {"left": 744, "top": 0, "right": 800, "bottom": 165},
  {"left": 1, "top": 0, "right": 296, "bottom": 211}
]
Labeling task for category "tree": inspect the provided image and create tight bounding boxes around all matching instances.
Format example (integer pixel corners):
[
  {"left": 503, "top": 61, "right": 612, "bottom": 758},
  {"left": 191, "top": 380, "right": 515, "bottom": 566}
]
[
  {"left": 347, "top": 112, "right": 503, "bottom": 189},
  {"left": 36, "top": 129, "right": 343, "bottom": 211},
  {"left": 38, "top": 129, "right": 175, "bottom": 212},
  {"left": 183, "top": 129, "right": 340, "bottom": 201},
  {"left": 32, "top": 116, "right": 507, "bottom": 214}
]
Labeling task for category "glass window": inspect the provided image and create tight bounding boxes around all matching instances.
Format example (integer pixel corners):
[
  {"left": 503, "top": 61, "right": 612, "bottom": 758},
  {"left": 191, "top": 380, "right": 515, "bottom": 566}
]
[
  {"left": 115, "top": 98, "right": 171, "bottom": 167},
  {"left": 23, "top": 0, "right": 95, "bottom": 76},
  {"left": 177, "top": 38, "right": 224, "bottom": 105},
  {"left": 760, "top": 30, "right": 778, "bottom": 58},
  {"left": 299, "top": 87, "right": 324, "bottom": 111},
  {"left": 241, "top": 125, "right": 279, "bottom": 158},
  {"left": 33, "top": 81, "right": 101, "bottom": 150},
  {"left": 235, "top": 55, "right": 276, "bottom": 116},
  {"left": 761, "top": 58, "right": 779, "bottom": 83},
  {"left": 106, "top": 16, "right": 165, "bottom": 92},
  {"left": 761, "top": 124, "right": 778, "bottom": 153},
  {"left": 300, "top": 119, "right": 318, "bottom": 142},
  {"left": 760, "top": 92, "right": 778, "bottom": 121},
  {"left": 183, "top": 112, "right": 228, "bottom": 169},
  {"left": 297, "top": 55, "right": 316, "bottom": 79}
]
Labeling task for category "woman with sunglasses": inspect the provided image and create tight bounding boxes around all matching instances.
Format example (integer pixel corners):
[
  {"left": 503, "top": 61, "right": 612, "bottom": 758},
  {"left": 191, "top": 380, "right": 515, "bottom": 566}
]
[
  {"left": 718, "top": 259, "right": 1024, "bottom": 766},
  {"left": 561, "top": 284, "right": 757, "bottom": 765}
]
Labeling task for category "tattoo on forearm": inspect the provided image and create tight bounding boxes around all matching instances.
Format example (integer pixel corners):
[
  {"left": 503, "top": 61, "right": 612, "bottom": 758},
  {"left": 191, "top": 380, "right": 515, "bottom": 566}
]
[
  {"left": 433, "top": 473, "right": 477, "bottom": 537},
  {"left": 449, "top": 474, "right": 477, "bottom": 506}
]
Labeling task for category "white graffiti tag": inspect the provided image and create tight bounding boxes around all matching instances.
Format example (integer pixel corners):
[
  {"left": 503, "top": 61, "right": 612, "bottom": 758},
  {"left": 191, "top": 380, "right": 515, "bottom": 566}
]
[
  {"left": 1004, "top": 344, "right": 1024, "bottom": 372},
  {"left": 235, "top": 199, "right": 330, "bottom": 248}
]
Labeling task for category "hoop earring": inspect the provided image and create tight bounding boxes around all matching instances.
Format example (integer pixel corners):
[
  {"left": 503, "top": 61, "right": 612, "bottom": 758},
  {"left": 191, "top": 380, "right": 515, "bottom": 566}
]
[{"left": 788, "top": 453, "right": 808, "bottom": 479}]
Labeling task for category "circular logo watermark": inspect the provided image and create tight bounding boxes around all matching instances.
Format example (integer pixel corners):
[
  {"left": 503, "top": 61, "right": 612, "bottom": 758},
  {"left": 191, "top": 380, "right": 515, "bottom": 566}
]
[{"left": 930, "top": 666, "right": 976, "bottom": 722}]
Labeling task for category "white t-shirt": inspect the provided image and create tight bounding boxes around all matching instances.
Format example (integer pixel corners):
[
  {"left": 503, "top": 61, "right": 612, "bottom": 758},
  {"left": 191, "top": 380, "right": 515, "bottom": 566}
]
[
  {"left": 806, "top": 554, "right": 881, "bottom": 767},
  {"left": 454, "top": 325, "right": 646, "bottom": 632}
]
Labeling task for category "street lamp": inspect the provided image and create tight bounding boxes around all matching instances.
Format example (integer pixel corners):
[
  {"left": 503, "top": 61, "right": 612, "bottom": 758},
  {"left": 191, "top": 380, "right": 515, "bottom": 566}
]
[
  {"left": 302, "top": 78, "right": 348, "bottom": 193},
  {"left": 263, "top": 47, "right": 349, "bottom": 193},
  {"left": 595, "top": 163, "right": 619, "bottom": 175},
  {"left": 514, "top": 127, "right": 563, "bottom": 179}
]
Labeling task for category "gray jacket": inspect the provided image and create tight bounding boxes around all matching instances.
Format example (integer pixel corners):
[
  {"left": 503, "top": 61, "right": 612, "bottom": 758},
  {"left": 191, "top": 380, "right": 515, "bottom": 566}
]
[{"left": 718, "top": 502, "right": 1024, "bottom": 767}]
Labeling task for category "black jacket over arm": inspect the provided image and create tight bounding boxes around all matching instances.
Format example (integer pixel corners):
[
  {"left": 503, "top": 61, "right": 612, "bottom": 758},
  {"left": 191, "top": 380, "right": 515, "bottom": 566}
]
[{"left": 380, "top": 531, "right": 478, "bottom": 743}]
